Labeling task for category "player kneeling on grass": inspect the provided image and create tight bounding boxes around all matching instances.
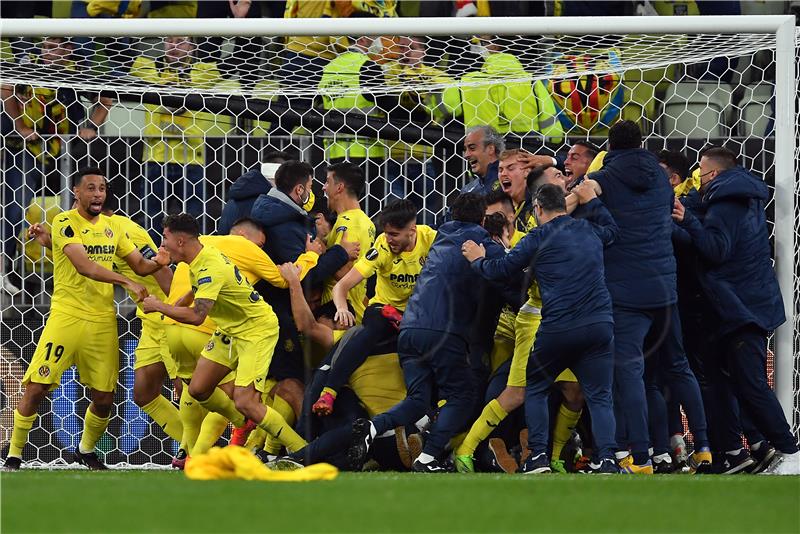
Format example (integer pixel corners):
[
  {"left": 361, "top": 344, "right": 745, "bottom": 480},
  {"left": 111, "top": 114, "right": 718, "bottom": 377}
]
[
  {"left": 4, "top": 168, "right": 168, "bottom": 471},
  {"left": 463, "top": 183, "right": 620, "bottom": 474},
  {"left": 142, "top": 214, "right": 307, "bottom": 457}
]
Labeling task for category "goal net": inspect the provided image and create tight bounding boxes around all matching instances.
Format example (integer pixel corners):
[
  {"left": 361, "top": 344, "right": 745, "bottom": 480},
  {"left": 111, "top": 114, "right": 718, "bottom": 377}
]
[{"left": 0, "top": 16, "right": 797, "bottom": 466}]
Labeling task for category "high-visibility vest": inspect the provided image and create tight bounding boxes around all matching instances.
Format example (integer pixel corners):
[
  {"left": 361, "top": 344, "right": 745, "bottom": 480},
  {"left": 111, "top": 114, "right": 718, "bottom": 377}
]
[
  {"left": 319, "top": 51, "right": 386, "bottom": 160},
  {"left": 457, "top": 53, "right": 564, "bottom": 143}
]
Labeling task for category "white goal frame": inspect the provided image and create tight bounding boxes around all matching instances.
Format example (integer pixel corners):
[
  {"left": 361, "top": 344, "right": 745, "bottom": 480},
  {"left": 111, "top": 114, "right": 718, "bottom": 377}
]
[{"left": 1, "top": 14, "right": 797, "bottom": 423}]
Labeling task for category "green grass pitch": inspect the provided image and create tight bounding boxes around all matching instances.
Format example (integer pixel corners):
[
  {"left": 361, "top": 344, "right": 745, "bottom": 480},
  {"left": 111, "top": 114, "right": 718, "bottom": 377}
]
[{"left": 2, "top": 470, "right": 799, "bottom": 533}]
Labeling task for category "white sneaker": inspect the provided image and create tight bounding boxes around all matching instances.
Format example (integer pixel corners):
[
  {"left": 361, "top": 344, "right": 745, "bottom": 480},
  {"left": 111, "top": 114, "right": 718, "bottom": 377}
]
[
  {"left": 1, "top": 274, "right": 21, "bottom": 296},
  {"left": 761, "top": 451, "right": 800, "bottom": 475}
]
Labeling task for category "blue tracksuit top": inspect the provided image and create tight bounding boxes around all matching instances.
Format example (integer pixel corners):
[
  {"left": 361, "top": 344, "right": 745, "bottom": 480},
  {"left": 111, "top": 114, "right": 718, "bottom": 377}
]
[
  {"left": 589, "top": 148, "right": 677, "bottom": 309},
  {"left": 401, "top": 221, "right": 506, "bottom": 342},
  {"left": 470, "top": 198, "right": 618, "bottom": 334},
  {"left": 677, "top": 166, "right": 785, "bottom": 335}
]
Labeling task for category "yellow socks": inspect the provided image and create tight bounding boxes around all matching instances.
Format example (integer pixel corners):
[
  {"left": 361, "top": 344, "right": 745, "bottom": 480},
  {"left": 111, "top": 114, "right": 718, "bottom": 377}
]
[
  {"left": 263, "top": 395, "right": 296, "bottom": 454},
  {"left": 258, "top": 407, "right": 307, "bottom": 453},
  {"left": 197, "top": 388, "right": 245, "bottom": 428},
  {"left": 179, "top": 389, "right": 207, "bottom": 454},
  {"left": 552, "top": 404, "right": 582, "bottom": 461},
  {"left": 193, "top": 412, "right": 230, "bottom": 455},
  {"left": 8, "top": 409, "right": 36, "bottom": 458},
  {"left": 79, "top": 405, "right": 110, "bottom": 454},
  {"left": 142, "top": 396, "right": 183, "bottom": 443},
  {"left": 455, "top": 399, "right": 508, "bottom": 457}
]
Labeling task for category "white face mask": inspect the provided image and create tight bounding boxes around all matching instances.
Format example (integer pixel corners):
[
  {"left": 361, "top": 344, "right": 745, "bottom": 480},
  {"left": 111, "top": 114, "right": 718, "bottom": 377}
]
[{"left": 261, "top": 163, "right": 281, "bottom": 185}]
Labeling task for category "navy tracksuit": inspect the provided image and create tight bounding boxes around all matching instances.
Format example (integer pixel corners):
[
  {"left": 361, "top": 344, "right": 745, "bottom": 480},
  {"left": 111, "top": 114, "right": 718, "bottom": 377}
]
[
  {"left": 590, "top": 148, "right": 708, "bottom": 463},
  {"left": 218, "top": 167, "right": 271, "bottom": 235},
  {"left": 371, "top": 221, "right": 507, "bottom": 459},
  {"left": 471, "top": 199, "right": 619, "bottom": 461},
  {"left": 676, "top": 167, "right": 796, "bottom": 454}
]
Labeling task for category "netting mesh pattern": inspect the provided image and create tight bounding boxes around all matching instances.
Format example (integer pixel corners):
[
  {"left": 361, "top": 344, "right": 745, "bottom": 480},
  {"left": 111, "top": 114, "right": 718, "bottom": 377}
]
[{"left": 0, "top": 28, "right": 797, "bottom": 465}]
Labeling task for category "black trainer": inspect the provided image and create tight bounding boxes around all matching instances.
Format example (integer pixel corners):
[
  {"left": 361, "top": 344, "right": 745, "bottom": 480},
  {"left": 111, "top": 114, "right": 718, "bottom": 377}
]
[
  {"left": 347, "top": 418, "right": 374, "bottom": 471},
  {"left": 3, "top": 456, "right": 21, "bottom": 471},
  {"left": 718, "top": 449, "right": 754, "bottom": 474},
  {"left": 412, "top": 457, "right": 450, "bottom": 473},
  {"left": 748, "top": 443, "right": 777, "bottom": 474},
  {"left": 517, "top": 452, "right": 551, "bottom": 474},
  {"left": 653, "top": 453, "right": 674, "bottom": 474},
  {"left": 585, "top": 458, "right": 620, "bottom": 474},
  {"left": 74, "top": 450, "right": 108, "bottom": 470}
]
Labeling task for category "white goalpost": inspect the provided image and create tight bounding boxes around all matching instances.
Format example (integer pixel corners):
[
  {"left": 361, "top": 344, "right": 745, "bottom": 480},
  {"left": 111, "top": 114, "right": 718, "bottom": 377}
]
[{"left": 0, "top": 15, "right": 797, "bottom": 466}]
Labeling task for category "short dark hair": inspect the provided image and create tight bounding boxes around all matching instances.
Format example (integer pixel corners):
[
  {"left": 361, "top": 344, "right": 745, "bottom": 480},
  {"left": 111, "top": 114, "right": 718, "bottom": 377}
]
[
  {"left": 450, "top": 192, "right": 487, "bottom": 225},
  {"left": 483, "top": 212, "right": 508, "bottom": 240},
  {"left": 163, "top": 213, "right": 200, "bottom": 237},
  {"left": 72, "top": 166, "right": 105, "bottom": 188},
  {"left": 379, "top": 199, "right": 417, "bottom": 230},
  {"left": 484, "top": 189, "right": 514, "bottom": 212},
  {"left": 230, "top": 217, "right": 265, "bottom": 235},
  {"left": 327, "top": 162, "right": 365, "bottom": 197},
  {"left": 534, "top": 183, "right": 567, "bottom": 213},
  {"left": 572, "top": 140, "right": 600, "bottom": 159},
  {"left": 608, "top": 120, "right": 642, "bottom": 151},
  {"left": 263, "top": 150, "right": 294, "bottom": 164},
  {"left": 701, "top": 146, "right": 737, "bottom": 171},
  {"left": 526, "top": 164, "right": 554, "bottom": 193},
  {"left": 658, "top": 150, "right": 690, "bottom": 180},
  {"left": 274, "top": 160, "right": 314, "bottom": 193}
]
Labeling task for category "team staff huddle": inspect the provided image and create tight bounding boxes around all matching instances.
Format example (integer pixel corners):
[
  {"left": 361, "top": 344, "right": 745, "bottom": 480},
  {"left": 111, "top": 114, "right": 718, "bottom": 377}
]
[{"left": 4, "top": 120, "right": 798, "bottom": 476}]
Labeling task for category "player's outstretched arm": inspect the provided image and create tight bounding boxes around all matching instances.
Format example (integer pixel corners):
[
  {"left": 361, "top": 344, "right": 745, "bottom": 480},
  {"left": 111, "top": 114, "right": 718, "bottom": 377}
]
[
  {"left": 63, "top": 243, "right": 148, "bottom": 301},
  {"left": 143, "top": 296, "right": 214, "bottom": 326},
  {"left": 279, "top": 263, "right": 334, "bottom": 349},
  {"left": 332, "top": 267, "right": 364, "bottom": 328},
  {"left": 123, "top": 246, "right": 170, "bottom": 277}
]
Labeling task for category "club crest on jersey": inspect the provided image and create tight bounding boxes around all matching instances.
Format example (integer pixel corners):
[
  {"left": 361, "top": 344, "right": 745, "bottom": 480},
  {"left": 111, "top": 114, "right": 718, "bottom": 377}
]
[
  {"left": 205, "top": 340, "right": 215, "bottom": 352},
  {"left": 38, "top": 365, "right": 50, "bottom": 378},
  {"left": 284, "top": 339, "right": 295, "bottom": 353},
  {"left": 105, "top": 227, "right": 114, "bottom": 239},
  {"left": 365, "top": 248, "right": 378, "bottom": 261}
]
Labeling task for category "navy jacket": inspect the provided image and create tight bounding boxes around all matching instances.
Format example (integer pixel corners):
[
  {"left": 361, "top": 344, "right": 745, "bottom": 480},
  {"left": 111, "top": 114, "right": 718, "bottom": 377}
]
[
  {"left": 589, "top": 148, "right": 676, "bottom": 309},
  {"left": 250, "top": 188, "right": 349, "bottom": 314},
  {"left": 401, "top": 221, "right": 507, "bottom": 343},
  {"left": 219, "top": 168, "right": 271, "bottom": 235},
  {"left": 461, "top": 160, "right": 500, "bottom": 196},
  {"left": 678, "top": 167, "right": 785, "bottom": 334},
  {"left": 472, "top": 199, "right": 617, "bottom": 334}
]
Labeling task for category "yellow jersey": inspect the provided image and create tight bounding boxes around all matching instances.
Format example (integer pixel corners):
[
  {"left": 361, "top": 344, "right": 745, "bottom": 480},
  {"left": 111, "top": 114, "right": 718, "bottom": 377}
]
[
  {"left": 163, "top": 262, "right": 216, "bottom": 335},
  {"left": 199, "top": 235, "right": 318, "bottom": 288},
  {"left": 322, "top": 208, "right": 375, "bottom": 320},
  {"left": 353, "top": 225, "right": 436, "bottom": 311},
  {"left": 50, "top": 210, "right": 136, "bottom": 322},
  {"left": 109, "top": 214, "right": 167, "bottom": 324},
  {"left": 493, "top": 229, "right": 525, "bottom": 341},
  {"left": 189, "top": 245, "right": 276, "bottom": 338}
]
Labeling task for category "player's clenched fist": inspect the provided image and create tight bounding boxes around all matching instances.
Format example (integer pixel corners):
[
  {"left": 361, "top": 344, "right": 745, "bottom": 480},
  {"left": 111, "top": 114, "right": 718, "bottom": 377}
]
[
  {"left": 141, "top": 294, "right": 163, "bottom": 312},
  {"left": 461, "top": 240, "right": 486, "bottom": 262},
  {"left": 27, "top": 223, "right": 52, "bottom": 248},
  {"left": 278, "top": 262, "right": 301, "bottom": 284}
]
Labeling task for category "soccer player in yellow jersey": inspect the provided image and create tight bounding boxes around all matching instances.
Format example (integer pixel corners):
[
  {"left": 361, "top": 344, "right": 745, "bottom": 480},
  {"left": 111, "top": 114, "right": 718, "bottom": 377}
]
[
  {"left": 320, "top": 162, "right": 376, "bottom": 322},
  {"left": 311, "top": 200, "right": 436, "bottom": 416},
  {"left": 142, "top": 214, "right": 307, "bottom": 455},
  {"left": 4, "top": 168, "right": 169, "bottom": 471},
  {"left": 162, "top": 218, "right": 319, "bottom": 463}
]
